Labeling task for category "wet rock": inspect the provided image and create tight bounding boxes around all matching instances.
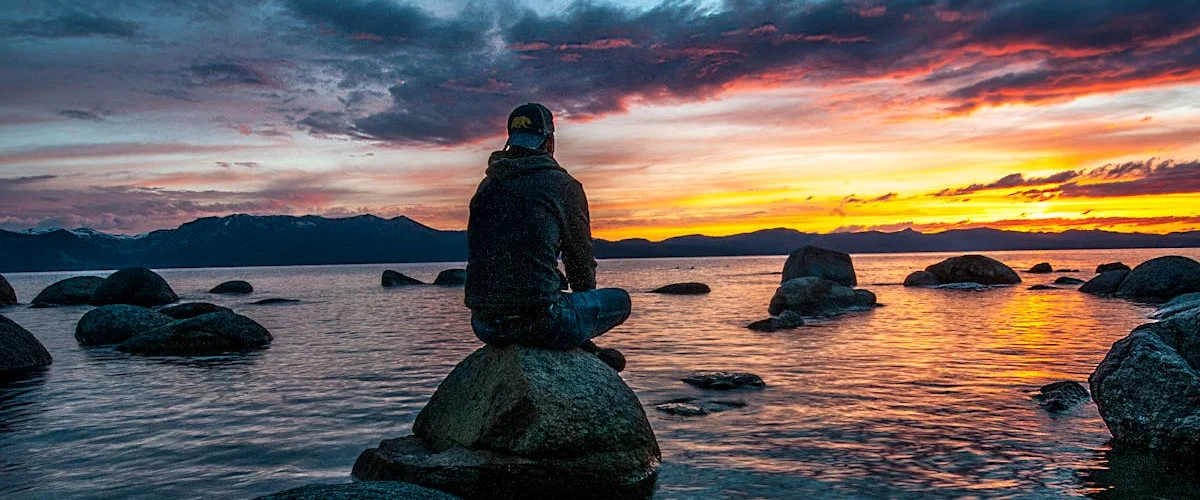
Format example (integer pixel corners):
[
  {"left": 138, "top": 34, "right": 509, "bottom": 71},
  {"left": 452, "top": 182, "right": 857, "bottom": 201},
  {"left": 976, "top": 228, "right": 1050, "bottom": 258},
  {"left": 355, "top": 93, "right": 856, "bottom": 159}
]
[
  {"left": 767, "top": 277, "right": 877, "bottom": 317},
  {"left": 655, "top": 402, "right": 707, "bottom": 416},
  {"left": 75, "top": 304, "right": 174, "bottom": 346},
  {"left": 1151, "top": 293, "right": 1200, "bottom": 320},
  {"left": 682, "top": 371, "right": 765, "bottom": 390},
  {"left": 902, "top": 271, "right": 940, "bottom": 287},
  {"left": 31, "top": 276, "right": 104, "bottom": 307},
  {"left": 90, "top": 267, "right": 179, "bottom": 307},
  {"left": 255, "top": 481, "right": 462, "bottom": 500},
  {"left": 781, "top": 245, "right": 857, "bottom": 287},
  {"left": 0, "top": 275, "right": 15, "bottom": 305},
  {"left": 1116, "top": 256, "right": 1200, "bottom": 302},
  {"left": 250, "top": 298, "right": 300, "bottom": 305},
  {"left": 1027, "top": 263, "right": 1053, "bottom": 273},
  {"left": 650, "top": 282, "right": 710, "bottom": 295},
  {"left": 1090, "top": 308, "right": 1200, "bottom": 458},
  {"left": 746, "top": 310, "right": 804, "bottom": 332},
  {"left": 1097, "top": 262, "right": 1132, "bottom": 274},
  {"left": 433, "top": 269, "right": 467, "bottom": 286},
  {"left": 116, "top": 311, "right": 272, "bottom": 355},
  {"left": 383, "top": 270, "right": 423, "bottom": 287},
  {"left": 353, "top": 345, "right": 660, "bottom": 499},
  {"left": 655, "top": 398, "right": 746, "bottom": 416},
  {"left": 0, "top": 315, "right": 51, "bottom": 377},
  {"left": 1033, "top": 381, "right": 1089, "bottom": 412},
  {"left": 924, "top": 255, "right": 1021, "bottom": 285},
  {"left": 1054, "top": 277, "right": 1086, "bottom": 285},
  {"left": 1080, "top": 270, "right": 1130, "bottom": 296},
  {"left": 209, "top": 280, "right": 253, "bottom": 294},
  {"left": 158, "top": 302, "right": 232, "bottom": 320},
  {"left": 1029, "top": 285, "right": 1060, "bottom": 290},
  {"left": 1056, "top": 269, "right": 1081, "bottom": 273}
]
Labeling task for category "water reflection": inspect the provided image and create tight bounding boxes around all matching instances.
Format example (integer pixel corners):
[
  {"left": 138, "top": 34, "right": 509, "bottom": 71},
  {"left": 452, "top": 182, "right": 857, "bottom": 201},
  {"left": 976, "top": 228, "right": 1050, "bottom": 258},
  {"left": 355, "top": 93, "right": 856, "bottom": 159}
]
[{"left": 1081, "top": 445, "right": 1200, "bottom": 499}]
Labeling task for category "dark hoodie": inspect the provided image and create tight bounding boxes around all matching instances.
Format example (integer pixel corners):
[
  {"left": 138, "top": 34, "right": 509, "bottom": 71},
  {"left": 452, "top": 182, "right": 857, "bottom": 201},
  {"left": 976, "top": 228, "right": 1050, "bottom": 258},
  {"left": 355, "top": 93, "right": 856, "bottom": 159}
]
[{"left": 465, "top": 147, "right": 596, "bottom": 317}]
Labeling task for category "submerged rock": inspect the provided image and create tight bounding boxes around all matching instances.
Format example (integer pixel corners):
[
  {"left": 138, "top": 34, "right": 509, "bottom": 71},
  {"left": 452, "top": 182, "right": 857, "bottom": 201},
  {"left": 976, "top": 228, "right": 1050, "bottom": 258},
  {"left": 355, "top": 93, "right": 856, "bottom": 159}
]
[
  {"left": 1033, "top": 381, "right": 1089, "bottom": 412},
  {"left": 1116, "top": 256, "right": 1200, "bottom": 302},
  {"left": 1080, "top": 270, "right": 1130, "bottom": 296},
  {"left": 781, "top": 245, "right": 857, "bottom": 287},
  {"left": 353, "top": 345, "right": 660, "bottom": 499},
  {"left": 209, "top": 280, "right": 253, "bottom": 294},
  {"left": 934, "top": 282, "right": 990, "bottom": 290},
  {"left": 650, "top": 282, "right": 710, "bottom": 295},
  {"left": 31, "top": 276, "right": 104, "bottom": 307},
  {"left": 682, "top": 371, "right": 765, "bottom": 390},
  {"left": 158, "top": 302, "right": 232, "bottom": 320},
  {"left": 0, "top": 275, "right": 15, "bottom": 305},
  {"left": 1150, "top": 293, "right": 1200, "bottom": 320},
  {"left": 255, "top": 481, "right": 461, "bottom": 500},
  {"left": 655, "top": 401, "right": 707, "bottom": 416},
  {"left": 1029, "top": 285, "right": 1060, "bottom": 290},
  {"left": 1027, "top": 263, "right": 1053, "bottom": 273},
  {"left": 251, "top": 298, "right": 300, "bottom": 305},
  {"left": 433, "top": 269, "right": 467, "bottom": 286},
  {"left": 1097, "top": 262, "right": 1132, "bottom": 274},
  {"left": 1054, "top": 277, "right": 1086, "bottom": 285},
  {"left": 1090, "top": 308, "right": 1200, "bottom": 458},
  {"left": 90, "top": 267, "right": 179, "bottom": 307},
  {"left": 767, "top": 277, "right": 877, "bottom": 317},
  {"left": 0, "top": 315, "right": 51, "bottom": 377},
  {"left": 75, "top": 304, "right": 174, "bottom": 346},
  {"left": 746, "top": 310, "right": 804, "bottom": 332},
  {"left": 116, "top": 311, "right": 272, "bottom": 355},
  {"left": 902, "top": 271, "right": 940, "bottom": 287},
  {"left": 655, "top": 398, "right": 746, "bottom": 416},
  {"left": 383, "top": 270, "right": 423, "bottom": 287},
  {"left": 925, "top": 255, "right": 1021, "bottom": 285}
]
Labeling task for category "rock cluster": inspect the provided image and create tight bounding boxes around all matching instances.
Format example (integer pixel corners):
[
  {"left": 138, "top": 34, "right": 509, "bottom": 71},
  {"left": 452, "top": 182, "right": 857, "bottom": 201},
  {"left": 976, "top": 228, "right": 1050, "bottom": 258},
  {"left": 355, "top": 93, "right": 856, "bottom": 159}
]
[
  {"left": 31, "top": 276, "right": 104, "bottom": 307},
  {"left": 764, "top": 246, "right": 878, "bottom": 321},
  {"left": 1027, "top": 263, "right": 1053, "bottom": 273},
  {"left": 0, "top": 315, "right": 51, "bottom": 377},
  {"left": 352, "top": 345, "right": 660, "bottom": 499},
  {"left": 1080, "top": 256, "right": 1200, "bottom": 301},
  {"left": 74, "top": 304, "right": 271, "bottom": 355}
]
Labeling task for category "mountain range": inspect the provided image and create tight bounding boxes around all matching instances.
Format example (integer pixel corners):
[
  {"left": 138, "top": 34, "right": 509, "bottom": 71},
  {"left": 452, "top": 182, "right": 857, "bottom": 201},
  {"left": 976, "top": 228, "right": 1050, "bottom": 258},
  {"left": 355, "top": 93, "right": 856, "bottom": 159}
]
[{"left": 2, "top": 214, "right": 1198, "bottom": 272}]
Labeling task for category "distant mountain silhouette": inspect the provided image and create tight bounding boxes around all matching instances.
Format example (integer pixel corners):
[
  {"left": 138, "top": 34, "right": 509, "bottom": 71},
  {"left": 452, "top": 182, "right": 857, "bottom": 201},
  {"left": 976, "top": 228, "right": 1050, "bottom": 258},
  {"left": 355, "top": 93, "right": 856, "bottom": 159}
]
[{"left": 1, "top": 214, "right": 1197, "bottom": 272}]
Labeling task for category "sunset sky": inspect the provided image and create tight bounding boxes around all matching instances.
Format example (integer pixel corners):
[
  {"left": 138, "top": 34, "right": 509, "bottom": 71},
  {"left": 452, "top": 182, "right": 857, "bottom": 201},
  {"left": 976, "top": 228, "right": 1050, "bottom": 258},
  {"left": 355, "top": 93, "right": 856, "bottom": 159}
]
[{"left": 1, "top": 0, "right": 1197, "bottom": 241}]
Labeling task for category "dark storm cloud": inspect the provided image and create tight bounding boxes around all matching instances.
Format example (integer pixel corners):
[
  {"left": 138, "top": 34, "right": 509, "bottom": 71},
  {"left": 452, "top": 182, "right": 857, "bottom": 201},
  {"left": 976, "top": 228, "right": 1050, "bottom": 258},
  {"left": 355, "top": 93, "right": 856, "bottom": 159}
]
[
  {"left": 932, "top": 170, "right": 1081, "bottom": 196},
  {"left": 2, "top": 11, "right": 140, "bottom": 39}
]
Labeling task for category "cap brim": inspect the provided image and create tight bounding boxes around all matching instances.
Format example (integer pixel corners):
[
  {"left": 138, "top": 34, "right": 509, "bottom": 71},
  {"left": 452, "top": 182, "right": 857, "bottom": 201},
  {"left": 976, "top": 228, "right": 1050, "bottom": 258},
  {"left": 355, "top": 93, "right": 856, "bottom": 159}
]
[{"left": 506, "top": 133, "right": 546, "bottom": 149}]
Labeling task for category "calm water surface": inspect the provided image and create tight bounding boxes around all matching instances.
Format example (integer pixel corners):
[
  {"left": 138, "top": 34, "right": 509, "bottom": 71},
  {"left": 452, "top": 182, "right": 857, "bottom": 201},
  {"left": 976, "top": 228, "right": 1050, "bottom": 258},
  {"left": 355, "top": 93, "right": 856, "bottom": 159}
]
[{"left": 3, "top": 248, "right": 1200, "bottom": 499}]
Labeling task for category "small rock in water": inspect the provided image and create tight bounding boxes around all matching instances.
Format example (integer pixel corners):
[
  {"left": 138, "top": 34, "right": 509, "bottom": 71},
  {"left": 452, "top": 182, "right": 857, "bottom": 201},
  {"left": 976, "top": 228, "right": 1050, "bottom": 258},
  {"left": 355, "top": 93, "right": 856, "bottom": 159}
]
[
  {"left": 1033, "top": 381, "right": 1090, "bottom": 412},
  {"left": 1027, "top": 263, "right": 1053, "bottom": 273},
  {"left": 432, "top": 269, "right": 466, "bottom": 286},
  {"left": 746, "top": 310, "right": 804, "bottom": 332},
  {"left": 655, "top": 402, "right": 708, "bottom": 416},
  {"left": 1054, "top": 277, "right": 1086, "bottom": 285},
  {"left": 934, "top": 282, "right": 990, "bottom": 290},
  {"left": 654, "top": 397, "right": 747, "bottom": 417},
  {"left": 76, "top": 304, "right": 175, "bottom": 346},
  {"left": 0, "top": 275, "right": 15, "bottom": 305},
  {"left": 1056, "top": 269, "right": 1081, "bottom": 273},
  {"left": 209, "top": 280, "right": 253, "bottom": 294},
  {"left": 650, "top": 282, "right": 710, "bottom": 295},
  {"left": 255, "top": 481, "right": 461, "bottom": 500},
  {"left": 1097, "top": 262, "right": 1132, "bottom": 274},
  {"left": 903, "top": 271, "right": 940, "bottom": 287},
  {"left": 1080, "top": 270, "right": 1130, "bottom": 296},
  {"left": 925, "top": 255, "right": 1021, "bottom": 285},
  {"left": 682, "top": 371, "right": 765, "bottom": 390},
  {"left": 250, "top": 298, "right": 300, "bottom": 305},
  {"left": 382, "top": 270, "right": 423, "bottom": 287},
  {"left": 31, "top": 276, "right": 104, "bottom": 307},
  {"left": 1029, "top": 285, "right": 1060, "bottom": 290},
  {"left": 158, "top": 302, "right": 232, "bottom": 320}
]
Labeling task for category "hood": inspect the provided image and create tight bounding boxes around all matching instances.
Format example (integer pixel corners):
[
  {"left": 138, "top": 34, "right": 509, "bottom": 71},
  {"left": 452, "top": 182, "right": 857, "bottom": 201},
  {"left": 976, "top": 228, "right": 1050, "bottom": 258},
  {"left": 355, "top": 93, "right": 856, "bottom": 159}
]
[{"left": 486, "top": 148, "right": 565, "bottom": 180}]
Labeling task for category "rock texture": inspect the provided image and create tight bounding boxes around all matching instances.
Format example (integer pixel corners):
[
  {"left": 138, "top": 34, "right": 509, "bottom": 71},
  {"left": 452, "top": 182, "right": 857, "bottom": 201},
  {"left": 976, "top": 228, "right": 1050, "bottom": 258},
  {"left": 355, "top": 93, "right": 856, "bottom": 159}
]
[
  {"left": 0, "top": 274, "right": 15, "bottom": 305},
  {"left": 924, "top": 255, "right": 1021, "bottom": 285},
  {"left": 1054, "top": 277, "right": 1086, "bottom": 285},
  {"left": 0, "top": 315, "right": 51, "bottom": 376},
  {"left": 1033, "top": 381, "right": 1089, "bottom": 412},
  {"left": 649, "top": 282, "right": 710, "bottom": 295},
  {"left": 158, "top": 302, "right": 232, "bottom": 320},
  {"left": 383, "top": 270, "right": 423, "bottom": 287},
  {"left": 116, "top": 311, "right": 272, "bottom": 355},
  {"left": 682, "top": 371, "right": 765, "bottom": 390},
  {"left": 1090, "top": 308, "right": 1200, "bottom": 458},
  {"left": 75, "top": 304, "right": 174, "bottom": 346},
  {"left": 1115, "top": 256, "right": 1200, "bottom": 302},
  {"left": 768, "top": 277, "right": 877, "bottom": 317},
  {"left": 1097, "top": 262, "right": 1132, "bottom": 274},
  {"left": 746, "top": 310, "right": 804, "bottom": 332},
  {"left": 1151, "top": 293, "right": 1200, "bottom": 320},
  {"left": 256, "top": 482, "right": 461, "bottom": 500},
  {"left": 433, "top": 269, "right": 467, "bottom": 286},
  {"left": 31, "top": 276, "right": 104, "bottom": 307},
  {"left": 209, "top": 280, "right": 253, "bottom": 294},
  {"left": 902, "top": 271, "right": 940, "bottom": 287},
  {"left": 1027, "top": 263, "right": 1053, "bottom": 273},
  {"left": 90, "top": 267, "right": 179, "bottom": 307},
  {"left": 1080, "top": 270, "right": 1130, "bottom": 296},
  {"left": 781, "top": 245, "right": 857, "bottom": 287},
  {"left": 352, "top": 345, "right": 660, "bottom": 499}
]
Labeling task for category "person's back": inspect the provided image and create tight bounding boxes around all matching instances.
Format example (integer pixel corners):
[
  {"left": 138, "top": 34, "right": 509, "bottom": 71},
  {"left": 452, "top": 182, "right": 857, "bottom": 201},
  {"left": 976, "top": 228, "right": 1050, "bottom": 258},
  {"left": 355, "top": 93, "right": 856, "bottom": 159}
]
[{"left": 465, "top": 103, "right": 629, "bottom": 370}]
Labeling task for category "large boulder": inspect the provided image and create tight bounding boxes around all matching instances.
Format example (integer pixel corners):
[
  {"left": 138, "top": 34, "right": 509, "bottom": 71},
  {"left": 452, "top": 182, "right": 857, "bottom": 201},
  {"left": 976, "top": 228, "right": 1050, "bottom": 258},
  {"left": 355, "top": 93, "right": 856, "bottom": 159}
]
[
  {"left": 649, "top": 282, "right": 710, "bottom": 295},
  {"left": 75, "top": 304, "right": 174, "bottom": 346},
  {"left": 1116, "top": 256, "right": 1200, "bottom": 302},
  {"left": 116, "top": 311, "right": 272, "bottom": 355},
  {"left": 256, "top": 481, "right": 461, "bottom": 500},
  {"left": 924, "top": 255, "right": 1021, "bottom": 285},
  {"left": 433, "top": 269, "right": 467, "bottom": 286},
  {"left": 0, "top": 315, "right": 51, "bottom": 377},
  {"left": 767, "top": 277, "right": 876, "bottom": 317},
  {"left": 1080, "top": 270, "right": 1130, "bottom": 296},
  {"left": 0, "top": 274, "right": 15, "bottom": 305},
  {"left": 353, "top": 345, "right": 660, "bottom": 499},
  {"left": 903, "top": 271, "right": 940, "bottom": 287},
  {"left": 31, "top": 276, "right": 105, "bottom": 307},
  {"left": 209, "top": 280, "right": 253, "bottom": 294},
  {"left": 158, "top": 302, "right": 232, "bottom": 320},
  {"left": 1151, "top": 293, "right": 1200, "bottom": 320},
  {"left": 90, "top": 267, "right": 179, "bottom": 307},
  {"left": 1027, "top": 263, "right": 1053, "bottom": 273},
  {"left": 383, "top": 270, "right": 423, "bottom": 287},
  {"left": 781, "top": 245, "right": 856, "bottom": 287},
  {"left": 1097, "top": 262, "right": 1132, "bottom": 274},
  {"left": 1090, "top": 308, "right": 1200, "bottom": 458}
]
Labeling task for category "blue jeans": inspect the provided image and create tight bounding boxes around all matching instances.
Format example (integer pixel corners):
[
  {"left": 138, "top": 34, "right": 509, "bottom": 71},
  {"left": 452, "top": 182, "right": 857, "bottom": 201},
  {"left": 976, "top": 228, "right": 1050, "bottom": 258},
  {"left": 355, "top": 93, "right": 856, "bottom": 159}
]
[{"left": 472, "top": 288, "right": 631, "bottom": 349}]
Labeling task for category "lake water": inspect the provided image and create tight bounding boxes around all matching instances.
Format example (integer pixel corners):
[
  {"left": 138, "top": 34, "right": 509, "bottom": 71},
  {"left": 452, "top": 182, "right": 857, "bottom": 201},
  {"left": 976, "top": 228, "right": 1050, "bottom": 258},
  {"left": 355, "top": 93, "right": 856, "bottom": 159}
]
[{"left": 2, "top": 248, "right": 1199, "bottom": 499}]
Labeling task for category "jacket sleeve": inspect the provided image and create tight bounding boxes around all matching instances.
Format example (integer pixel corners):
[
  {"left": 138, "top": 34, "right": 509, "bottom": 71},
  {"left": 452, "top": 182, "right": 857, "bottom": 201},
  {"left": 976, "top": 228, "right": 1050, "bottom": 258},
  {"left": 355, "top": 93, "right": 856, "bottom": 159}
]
[{"left": 561, "top": 180, "right": 597, "bottom": 292}]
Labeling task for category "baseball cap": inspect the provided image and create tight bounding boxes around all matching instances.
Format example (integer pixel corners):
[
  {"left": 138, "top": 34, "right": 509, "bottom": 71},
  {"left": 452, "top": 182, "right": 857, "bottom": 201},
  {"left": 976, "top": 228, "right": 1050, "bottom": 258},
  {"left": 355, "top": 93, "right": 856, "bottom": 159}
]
[{"left": 506, "top": 103, "right": 555, "bottom": 150}]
